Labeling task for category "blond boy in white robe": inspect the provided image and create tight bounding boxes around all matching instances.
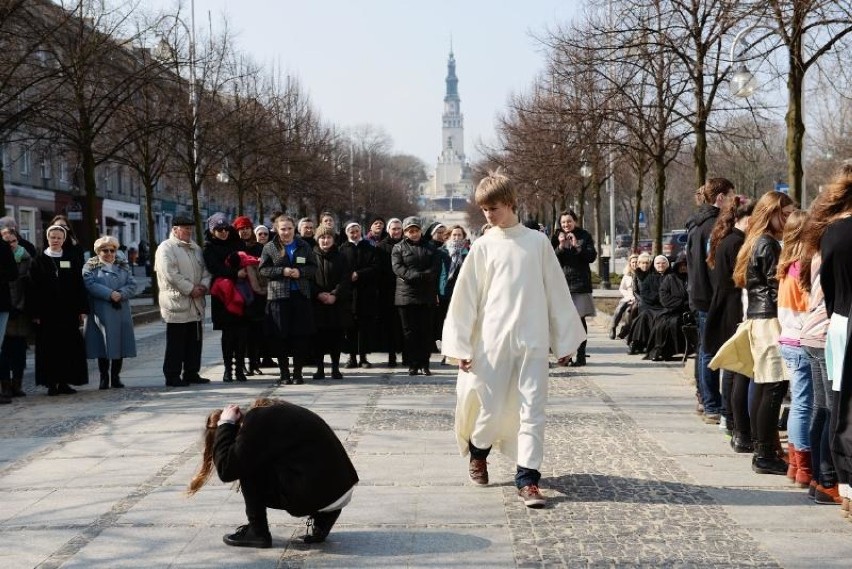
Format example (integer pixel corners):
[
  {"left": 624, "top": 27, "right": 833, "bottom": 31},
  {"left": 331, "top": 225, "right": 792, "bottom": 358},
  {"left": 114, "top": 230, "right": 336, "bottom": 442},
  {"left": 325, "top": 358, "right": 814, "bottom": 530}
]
[{"left": 441, "top": 172, "right": 585, "bottom": 508}]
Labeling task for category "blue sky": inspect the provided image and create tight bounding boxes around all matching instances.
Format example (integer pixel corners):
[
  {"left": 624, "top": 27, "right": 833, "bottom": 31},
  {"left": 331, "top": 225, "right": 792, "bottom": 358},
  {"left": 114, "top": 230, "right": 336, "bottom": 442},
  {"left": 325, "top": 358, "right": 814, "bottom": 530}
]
[{"left": 147, "top": 0, "right": 580, "bottom": 168}]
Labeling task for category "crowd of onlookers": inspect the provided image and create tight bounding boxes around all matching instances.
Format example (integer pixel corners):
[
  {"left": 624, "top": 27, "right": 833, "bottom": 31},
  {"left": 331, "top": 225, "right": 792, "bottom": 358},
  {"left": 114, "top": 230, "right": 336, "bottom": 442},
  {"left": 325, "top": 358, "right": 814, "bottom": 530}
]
[{"left": 610, "top": 169, "right": 852, "bottom": 516}]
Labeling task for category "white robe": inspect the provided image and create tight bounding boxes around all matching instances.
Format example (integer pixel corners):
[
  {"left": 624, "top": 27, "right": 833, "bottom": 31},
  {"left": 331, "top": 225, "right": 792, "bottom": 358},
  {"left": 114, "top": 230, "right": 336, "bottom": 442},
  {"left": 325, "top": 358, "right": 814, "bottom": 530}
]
[{"left": 441, "top": 223, "right": 585, "bottom": 467}]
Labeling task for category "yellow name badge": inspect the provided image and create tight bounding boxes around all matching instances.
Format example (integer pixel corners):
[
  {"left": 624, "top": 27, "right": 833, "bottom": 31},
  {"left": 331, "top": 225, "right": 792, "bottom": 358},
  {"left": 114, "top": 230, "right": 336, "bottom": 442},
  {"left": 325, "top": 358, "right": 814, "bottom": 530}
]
[
  {"left": 296, "top": 257, "right": 306, "bottom": 264},
  {"left": 59, "top": 261, "right": 71, "bottom": 269}
]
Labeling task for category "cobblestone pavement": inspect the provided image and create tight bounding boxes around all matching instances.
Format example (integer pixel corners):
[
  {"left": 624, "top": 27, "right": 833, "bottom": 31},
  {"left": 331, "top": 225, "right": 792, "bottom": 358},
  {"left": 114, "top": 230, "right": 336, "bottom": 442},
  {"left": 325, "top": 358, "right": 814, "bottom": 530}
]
[{"left": 1, "top": 318, "right": 851, "bottom": 568}]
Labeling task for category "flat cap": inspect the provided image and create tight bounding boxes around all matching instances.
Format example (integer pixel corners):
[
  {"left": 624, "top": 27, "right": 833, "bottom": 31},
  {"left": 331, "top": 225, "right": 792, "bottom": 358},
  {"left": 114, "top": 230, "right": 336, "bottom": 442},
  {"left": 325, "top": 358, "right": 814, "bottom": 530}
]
[
  {"left": 172, "top": 215, "right": 195, "bottom": 227},
  {"left": 402, "top": 216, "right": 422, "bottom": 231}
]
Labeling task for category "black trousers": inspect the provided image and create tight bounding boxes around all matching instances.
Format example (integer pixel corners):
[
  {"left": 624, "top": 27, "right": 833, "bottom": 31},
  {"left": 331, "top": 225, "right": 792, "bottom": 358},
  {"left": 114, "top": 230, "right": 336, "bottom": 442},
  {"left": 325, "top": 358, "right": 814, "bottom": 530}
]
[
  {"left": 398, "top": 305, "right": 433, "bottom": 369},
  {"left": 163, "top": 321, "right": 203, "bottom": 381},
  {"left": 346, "top": 314, "right": 375, "bottom": 359},
  {"left": 728, "top": 371, "right": 752, "bottom": 440},
  {"left": 241, "top": 470, "right": 289, "bottom": 531},
  {"left": 221, "top": 325, "right": 248, "bottom": 368},
  {"left": 750, "top": 380, "right": 789, "bottom": 448}
]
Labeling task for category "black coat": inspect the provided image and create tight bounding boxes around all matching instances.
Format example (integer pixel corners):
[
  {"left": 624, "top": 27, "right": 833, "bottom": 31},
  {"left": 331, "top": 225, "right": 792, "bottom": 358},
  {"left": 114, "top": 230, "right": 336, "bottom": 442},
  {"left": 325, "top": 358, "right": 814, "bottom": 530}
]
[
  {"left": 554, "top": 227, "right": 597, "bottom": 294},
  {"left": 312, "top": 244, "right": 353, "bottom": 330},
  {"left": 392, "top": 238, "right": 439, "bottom": 306},
  {"left": 745, "top": 234, "right": 780, "bottom": 319},
  {"left": 214, "top": 402, "right": 359, "bottom": 517},
  {"left": 659, "top": 271, "right": 689, "bottom": 314},
  {"left": 639, "top": 270, "right": 667, "bottom": 313},
  {"left": 0, "top": 238, "right": 17, "bottom": 312},
  {"left": 338, "top": 240, "right": 380, "bottom": 317},
  {"left": 704, "top": 228, "right": 745, "bottom": 354},
  {"left": 28, "top": 250, "right": 89, "bottom": 386},
  {"left": 377, "top": 236, "right": 401, "bottom": 309},
  {"left": 685, "top": 204, "right": 719, "bottom": 312},
  {"left": 203, "top": 229, "right": 246, "bottom": 329}
]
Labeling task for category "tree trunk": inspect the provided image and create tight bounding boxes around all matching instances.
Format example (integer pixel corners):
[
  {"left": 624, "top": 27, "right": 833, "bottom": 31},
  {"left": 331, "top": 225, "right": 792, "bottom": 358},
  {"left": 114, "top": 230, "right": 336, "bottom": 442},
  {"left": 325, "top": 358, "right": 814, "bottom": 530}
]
[
  {"left": 143, "top": 178, "right": 159, "bottom": 304},
  {"left": 191, "top": 175, "right": 203, "bottom": 245},
  {"left": 593, "top": 181, "right": 603, "bottom": 278},
  {"left": 786, "top": 35, "right": 805, "bottom": 205},
  {"left": 0, "top": 167, "right": 5, "bottom": 214},
  {"left": 82, "top": 144, "right": 98, "bottom": 251},
  {"left": 654, "top": 156, "right": 666, "bottom": 256}
]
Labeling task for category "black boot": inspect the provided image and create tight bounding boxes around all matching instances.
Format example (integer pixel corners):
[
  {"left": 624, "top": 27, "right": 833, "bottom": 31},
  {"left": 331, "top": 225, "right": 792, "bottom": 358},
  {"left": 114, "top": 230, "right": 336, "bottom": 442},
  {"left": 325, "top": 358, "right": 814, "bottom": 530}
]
[
  {"left": 313, "top": 359, "right": 325, "bottom": 380},
  {"left": 110, "top": 359, "right": 125, "bottom": 388},
  {"left": 388, "top": 353, "right": 397, "bottom": 368},
  {"left": 293, "top": 359, "right": 304, "bottom": 384},
  {"left": 345, "top": 355, "right": 358, "bottom": 369},
  {"left": 10, "top": 376, "right": 25, "bottom": 397},
  {"left": 422, "top": 361, "right": 432, "bottom": 376},
  {"left": 98, "top": 358, "right": 110, "bottom": 390},
  {"left": 223, "top": 524, "right": 272, "bottom": 548},
  {"left": 752, "top": 443, "right": 787, "bottom": 475},
  {"left": 303, "top": 509, "right": 341, "bottom": 544},
  {"left": 277, "top": 359, "right": 292, "bottom": 386},
  {"left": 222, "top": 358, "right": 234, "bottom": 383},
  {"left": 730, "top": 432, "right": 754, "bottom": 454},
  {"left": 0, "top": 380, "right": 13, "bottom": 403},
  {"left": 330, "top": 353, "right": 343, "bottom": 379}
]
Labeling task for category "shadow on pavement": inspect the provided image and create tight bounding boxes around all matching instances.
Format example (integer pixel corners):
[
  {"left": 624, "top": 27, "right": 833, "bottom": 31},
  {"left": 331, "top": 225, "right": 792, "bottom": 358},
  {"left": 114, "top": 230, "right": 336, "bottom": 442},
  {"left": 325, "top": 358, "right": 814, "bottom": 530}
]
[
  {"left": 289, "top": 530, "right": 492, "bottom": 556},
  {"left": 542, "top": 473, "right": 800, "bottom": 507}
]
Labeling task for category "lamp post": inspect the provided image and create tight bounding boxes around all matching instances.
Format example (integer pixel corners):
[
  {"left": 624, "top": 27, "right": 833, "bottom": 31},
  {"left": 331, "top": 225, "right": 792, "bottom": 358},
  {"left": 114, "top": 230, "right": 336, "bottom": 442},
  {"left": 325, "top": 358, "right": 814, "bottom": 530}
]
[
  {"left": 154, "top": 1, "right": 200, "bottom": 241},
  {"left": 729, "top": 22, "right": 807, "bottom": 208}
]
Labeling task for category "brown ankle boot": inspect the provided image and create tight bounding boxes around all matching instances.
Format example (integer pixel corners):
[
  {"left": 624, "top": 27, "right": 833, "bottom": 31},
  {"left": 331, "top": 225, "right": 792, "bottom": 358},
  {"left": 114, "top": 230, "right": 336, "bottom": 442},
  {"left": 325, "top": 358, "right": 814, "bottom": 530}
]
[
  {"left": 795, "top": 450, "right": 812, "bottom": 488},
  {"left": 786, "top": 443, "right": 798, "bottom": 481}
]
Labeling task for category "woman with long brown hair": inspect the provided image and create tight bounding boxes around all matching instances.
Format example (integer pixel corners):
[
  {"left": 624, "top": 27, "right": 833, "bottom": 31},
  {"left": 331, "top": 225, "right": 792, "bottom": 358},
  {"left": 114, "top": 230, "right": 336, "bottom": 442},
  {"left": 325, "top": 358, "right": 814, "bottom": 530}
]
[
  {"left": 705, "top": 195, "right": 754, "bottom": 443},
  {"left": 187, "top": 398, "right": 359, "bottom": 547},
  {"left": 776, "top": 210, "right": 813, "bottom": 488},
  {"left": 732, "top": 190, "right": 795, "bottom": 475},
  {"left": 800, "top": 164, "right": 852, "bottom": 509}
]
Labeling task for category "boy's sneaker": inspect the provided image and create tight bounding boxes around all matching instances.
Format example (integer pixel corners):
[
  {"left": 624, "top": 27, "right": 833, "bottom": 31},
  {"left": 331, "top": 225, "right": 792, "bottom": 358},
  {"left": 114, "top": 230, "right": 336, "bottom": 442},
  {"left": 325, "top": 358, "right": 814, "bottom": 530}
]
[
  {"left": 469, "top": 458, "right": 488, "bottom": 486},
  {"left": 518, "top": 485, "right": 546, "bottom": 508}
]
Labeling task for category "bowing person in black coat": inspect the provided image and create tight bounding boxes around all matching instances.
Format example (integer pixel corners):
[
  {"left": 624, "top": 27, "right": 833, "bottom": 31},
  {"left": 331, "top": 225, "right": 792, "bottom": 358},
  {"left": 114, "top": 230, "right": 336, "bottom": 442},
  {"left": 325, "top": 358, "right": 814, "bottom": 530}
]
[{"left": 188, "top": 398, "right": 359, "bottom": 547}]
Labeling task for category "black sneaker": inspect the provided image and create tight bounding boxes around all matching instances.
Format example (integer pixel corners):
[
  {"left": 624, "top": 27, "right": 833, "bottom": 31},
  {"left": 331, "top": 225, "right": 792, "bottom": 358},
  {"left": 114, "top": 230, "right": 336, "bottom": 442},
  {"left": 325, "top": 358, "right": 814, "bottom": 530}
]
[
  {"left": 303, "top": 510, "right": 341, "bottom": 544},
  {"left": 165, "top": 378, "right": 189, "bottom": 387},
  {"left": 57, "top": 384, "right": 77, "bottom": 394},
  {"left": 223, "top": 524, "right": 272, "bottom": 548}
]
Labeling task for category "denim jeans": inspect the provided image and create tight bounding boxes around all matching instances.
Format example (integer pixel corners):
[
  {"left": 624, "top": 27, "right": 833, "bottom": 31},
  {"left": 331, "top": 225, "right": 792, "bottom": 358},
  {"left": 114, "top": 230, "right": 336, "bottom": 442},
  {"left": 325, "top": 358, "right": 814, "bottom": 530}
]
[
  {"left": 696, "top": 311, "right": 721, "bottom": 415},
  {"left": 805, "top": 346, "right": 836, "bottom": 486},
  {"left": 780, "top": 344, "right": 814, "bottom": 450},
  {"left": 515, "top": 466, "right": 541, "bottom": 489}
]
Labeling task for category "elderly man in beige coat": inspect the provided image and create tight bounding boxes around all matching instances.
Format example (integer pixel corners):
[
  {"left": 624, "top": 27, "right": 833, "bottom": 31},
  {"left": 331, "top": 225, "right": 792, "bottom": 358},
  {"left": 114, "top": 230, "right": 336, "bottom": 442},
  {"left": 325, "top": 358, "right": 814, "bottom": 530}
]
[{"left": 154, "top": 216, "right": 211, "bottom": 387}]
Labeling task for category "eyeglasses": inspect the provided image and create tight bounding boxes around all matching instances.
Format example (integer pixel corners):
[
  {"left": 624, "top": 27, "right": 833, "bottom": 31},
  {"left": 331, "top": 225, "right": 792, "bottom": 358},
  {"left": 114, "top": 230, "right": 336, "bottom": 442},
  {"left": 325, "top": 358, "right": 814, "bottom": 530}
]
[
  {"left": 213, "top": 227, "right": 229, "bottom": 232},
  {"left": 100, "top": 249, "right": 116, "bottom": 253}
]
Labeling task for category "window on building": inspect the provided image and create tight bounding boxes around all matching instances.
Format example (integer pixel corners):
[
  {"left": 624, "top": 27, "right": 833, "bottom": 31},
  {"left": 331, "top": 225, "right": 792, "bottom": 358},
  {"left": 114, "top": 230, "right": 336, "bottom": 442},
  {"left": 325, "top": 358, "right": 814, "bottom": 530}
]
[
  {"left": 40, "top": 154, "right": 51, "bottom": 179},
  {"left": 17, "top": 207, "right": 36, "bottom": 243},
  {"left": 0, "top": 145, "right": 8, "bottom": 172},
  {"left": 20, "top": 148, "right": 30, "bottom": 176},
  {"left": 59, "top": 159, "right": 68, "bottom": 182}
]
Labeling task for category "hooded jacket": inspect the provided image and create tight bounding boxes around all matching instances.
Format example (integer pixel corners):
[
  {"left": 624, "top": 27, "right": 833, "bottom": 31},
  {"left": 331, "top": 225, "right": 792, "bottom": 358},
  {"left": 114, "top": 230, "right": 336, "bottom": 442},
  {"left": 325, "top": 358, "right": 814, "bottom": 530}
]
[{"left": 685, "top": 204, "right": 719, "bottom": 312}]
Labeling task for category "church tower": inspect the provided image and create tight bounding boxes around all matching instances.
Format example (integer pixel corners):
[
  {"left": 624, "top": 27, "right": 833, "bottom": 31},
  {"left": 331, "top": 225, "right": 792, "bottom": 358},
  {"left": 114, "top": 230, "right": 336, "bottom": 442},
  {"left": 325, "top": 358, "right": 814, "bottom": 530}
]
[
  {"left": 426, "top": 47, "right": 473, "bottom": 205},
  {"left": 441, "top": 49, "right": 465, "bottom": 164}
]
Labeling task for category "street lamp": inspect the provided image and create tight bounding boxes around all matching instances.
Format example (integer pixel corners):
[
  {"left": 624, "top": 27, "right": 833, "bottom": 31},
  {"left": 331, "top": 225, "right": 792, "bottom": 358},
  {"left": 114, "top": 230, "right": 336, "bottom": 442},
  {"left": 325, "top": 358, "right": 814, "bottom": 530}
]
[
  {"left": 728, "top": 21, "right": 807, "bottom": 208},
  {"left": 153, "top": 1, "right": 200, "bottom": 241}
]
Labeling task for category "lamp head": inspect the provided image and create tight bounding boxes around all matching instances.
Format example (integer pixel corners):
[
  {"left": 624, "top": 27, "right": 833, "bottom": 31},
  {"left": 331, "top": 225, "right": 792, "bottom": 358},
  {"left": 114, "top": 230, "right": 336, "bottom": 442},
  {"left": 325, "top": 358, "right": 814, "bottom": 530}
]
[{"left": 730, "top": 65, "right": 757, "bottom": 98}]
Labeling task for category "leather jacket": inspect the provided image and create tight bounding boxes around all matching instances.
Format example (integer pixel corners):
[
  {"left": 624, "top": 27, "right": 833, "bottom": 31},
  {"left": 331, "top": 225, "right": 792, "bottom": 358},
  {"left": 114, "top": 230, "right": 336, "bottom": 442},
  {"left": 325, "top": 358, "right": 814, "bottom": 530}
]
[{"left": 745, "top": 234, "right": 780, "bottom": 319}]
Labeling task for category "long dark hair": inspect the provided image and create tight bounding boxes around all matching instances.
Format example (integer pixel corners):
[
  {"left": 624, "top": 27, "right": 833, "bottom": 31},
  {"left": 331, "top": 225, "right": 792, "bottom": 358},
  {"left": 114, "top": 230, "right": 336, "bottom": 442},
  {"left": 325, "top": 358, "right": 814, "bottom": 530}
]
[
  {"left": 707, "top": 195, "right": 754, "bottom": 269},
  {"left": 799, "top": 164, "right": 852, "bottom": 291}
]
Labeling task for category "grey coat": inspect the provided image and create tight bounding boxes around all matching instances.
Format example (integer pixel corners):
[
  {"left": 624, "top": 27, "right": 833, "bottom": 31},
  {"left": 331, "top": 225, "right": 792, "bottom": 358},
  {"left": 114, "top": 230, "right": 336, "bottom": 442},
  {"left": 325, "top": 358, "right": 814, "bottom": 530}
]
[{"left": 83, "top": 258, "right": 138, "bottom": 359}]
